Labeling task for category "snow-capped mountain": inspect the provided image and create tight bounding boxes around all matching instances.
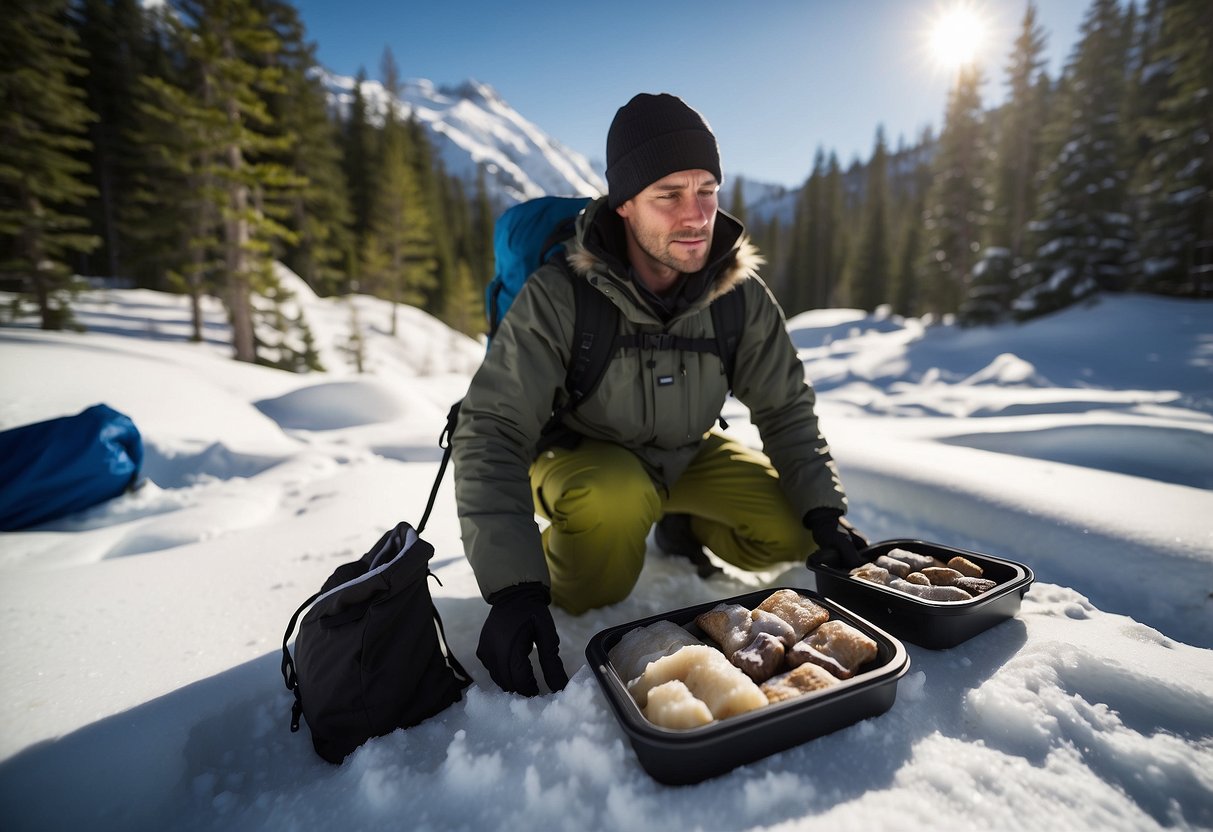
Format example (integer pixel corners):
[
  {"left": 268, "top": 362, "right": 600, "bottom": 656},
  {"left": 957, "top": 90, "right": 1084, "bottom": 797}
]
[
  {"left": 728, "top": 181, "right": 797, "bottom": 225},
  {"left": 320, "top": 70, "right": 801, "bottom": 219},
  {"left": 322, "top": 71, "right": 605, "bottom": 207}
]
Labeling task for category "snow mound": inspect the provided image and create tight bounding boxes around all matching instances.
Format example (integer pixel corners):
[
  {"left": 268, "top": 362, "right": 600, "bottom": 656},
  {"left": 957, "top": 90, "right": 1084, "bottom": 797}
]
[
  {"left": 255, "top": 381, "right": 407, "bottom": 431},
  {"left": 961, "top": 353, "right": 1047, "bottom": 386},
  {"left": 142, "top": 441, "right": 286, "bottom": 489}
]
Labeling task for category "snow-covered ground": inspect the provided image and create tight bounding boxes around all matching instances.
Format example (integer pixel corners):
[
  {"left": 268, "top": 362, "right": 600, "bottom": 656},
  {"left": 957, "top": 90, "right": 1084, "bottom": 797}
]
[{"left": 1, "top": 272, "right": 1211, "bottom": 831}]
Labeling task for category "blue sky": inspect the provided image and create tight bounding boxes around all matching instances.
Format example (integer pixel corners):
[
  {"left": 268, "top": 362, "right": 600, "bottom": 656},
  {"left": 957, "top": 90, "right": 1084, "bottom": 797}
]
[{"left": 293, "top": 0, "right": 1090, "bottom": 189}]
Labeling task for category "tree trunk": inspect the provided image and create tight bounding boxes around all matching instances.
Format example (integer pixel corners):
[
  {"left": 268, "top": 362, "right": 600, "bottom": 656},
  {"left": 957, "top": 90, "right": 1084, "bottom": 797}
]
[
  {"left": 23, "top": 192, "right": 54, "bottom": 330},
  {"left": 224, "top": 113, "right": 256, "bottom": 362},
  {"left": 226, "top": 179, "right": 255, "bottom": 362},
  {"left": 188, "top": 238, "right": 204, "bottom": 343}
]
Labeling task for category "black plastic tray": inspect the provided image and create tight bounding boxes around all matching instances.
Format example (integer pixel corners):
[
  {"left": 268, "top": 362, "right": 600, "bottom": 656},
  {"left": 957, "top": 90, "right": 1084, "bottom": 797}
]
[
  {"left": 585, "top": 587, "right": 909, "bottom": 785},
  {"left": 809, "top": 539, "right": 1034, "bottom": 650}
]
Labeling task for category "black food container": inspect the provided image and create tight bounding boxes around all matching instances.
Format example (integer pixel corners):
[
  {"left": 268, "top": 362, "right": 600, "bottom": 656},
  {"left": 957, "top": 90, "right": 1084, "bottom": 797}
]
[
  {"left": 809, "top": 539, "right": 1034, "bottom": 650},
  {"left": 585, "top": 587, "right": 909, "bottom": 786}
]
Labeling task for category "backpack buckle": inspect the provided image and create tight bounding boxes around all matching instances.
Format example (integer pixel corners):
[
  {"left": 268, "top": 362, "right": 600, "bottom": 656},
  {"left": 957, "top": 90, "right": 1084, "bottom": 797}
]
[{"left": 644, "top": 332, "right": 675, "bottom": 351}]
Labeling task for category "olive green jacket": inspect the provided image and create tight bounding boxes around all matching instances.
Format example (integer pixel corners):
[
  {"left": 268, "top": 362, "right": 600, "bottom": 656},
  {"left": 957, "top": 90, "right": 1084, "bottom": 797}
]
[{"left": 452, "top": 197, "right": 847, "bottom": 599}]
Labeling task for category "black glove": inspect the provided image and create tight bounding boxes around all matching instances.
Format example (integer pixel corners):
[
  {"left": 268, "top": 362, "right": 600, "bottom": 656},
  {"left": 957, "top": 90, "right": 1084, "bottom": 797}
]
[
  {"left": 805, "top": 508, "right": 869, "bottom": 570},
  {"left": 477, "top": 582, "right": 569, "bottom": 696}
]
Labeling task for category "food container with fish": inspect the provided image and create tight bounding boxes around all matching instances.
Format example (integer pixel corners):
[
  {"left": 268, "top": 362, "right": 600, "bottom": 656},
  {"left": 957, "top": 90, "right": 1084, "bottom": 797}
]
[
  {"left": 585, "top": 587, "right": 909, "bottom": 785},
  {"left": 808, "top": 539, "right": 1034, "bottom": 649}
]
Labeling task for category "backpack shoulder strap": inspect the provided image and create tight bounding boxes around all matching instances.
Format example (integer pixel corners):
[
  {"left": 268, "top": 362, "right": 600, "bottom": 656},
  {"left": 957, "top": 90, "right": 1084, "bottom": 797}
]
[
  {"left": 564, "top": 257, "right": 619, "bottom": 402},
  {"left": 537, "top": 215, "right": 580, "bottom": 267},
  {"left": 710, "top": 285, "right": 746, "bottom": 392},
  {"left": 542, "top": 255, "right": 619, "bottom": 433}
]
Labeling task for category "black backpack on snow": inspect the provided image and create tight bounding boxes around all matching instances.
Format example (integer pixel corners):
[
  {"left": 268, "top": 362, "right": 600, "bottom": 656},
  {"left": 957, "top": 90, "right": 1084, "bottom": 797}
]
[{"left": 280, "top": 517, "right": 471, "bottom": 764}]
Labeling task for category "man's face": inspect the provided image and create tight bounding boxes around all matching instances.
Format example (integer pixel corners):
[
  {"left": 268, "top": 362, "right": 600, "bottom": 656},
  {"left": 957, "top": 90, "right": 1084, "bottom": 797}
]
[{"left": 616, "top": 169, "right": 719, "bottom": 280}]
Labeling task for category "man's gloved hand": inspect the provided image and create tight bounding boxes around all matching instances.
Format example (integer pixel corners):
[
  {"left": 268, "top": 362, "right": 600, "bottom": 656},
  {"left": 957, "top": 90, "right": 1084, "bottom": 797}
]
[
  {"left": 805, "top": 508, "right": 869, "bottom": 570},
  {"left": 477, "top": 582, "right": 569, "bottom": 696}
]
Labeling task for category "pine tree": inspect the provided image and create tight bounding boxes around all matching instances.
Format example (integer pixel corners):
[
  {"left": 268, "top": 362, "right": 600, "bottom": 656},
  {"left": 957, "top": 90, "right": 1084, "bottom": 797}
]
[
  {"left": 469, "top": 164, "right": 494, "bottom": 300},
  {"left": 781, "top": 158, "right": 816, "bottom": 316},
  {"left": 964, "top": 3, "right": 1050, "bottom": 325},
  {"left": 921, "top": 62, "right": 988, "bottom": 316},
  {"left": 443, "top": 257, "right": 483, "bottom": 338},
  {"left": 1014, "top": 0, "right": 1134, "bottom": 319},
  {"left": 361, "top": 48, "right": 436, "bottom": 335},
  {"left": 253, "top": 272, "right": 324, "bottom": 371},
  {"left": 786, "top": 149, "right": 847, "bottom": 313},
  {"left": 849, "top": 125, "right": 892, "bottom": 311},
  {"left": 961, "top": 248, "right": 1017, "bottom": 325},
  {"left": 254, "top": 0, "right": 352, "bottom": 296},
  {"left": 1131, "top": 0, "right": 1212, "bottom": 296},
  {"left": 439, "top": 172, "right": 488, "bottom": 334},
  {"left": 836, "top": 157, "right": 867, "bottom": 303},
  {"left": 341, "top": 67, "right": 374, "bottom": 256},
  {"left": 0, "top": 0, "right": 100, "bottom": 329},
  {"left": 1124, "top": 0, "right": 1166, "bottom": 163},
  {"left": 820, "top": 153, "right": 848, "bottom": 307},
  {"left": 340, "top": 295, "right": 366, "bottom": 373},
  {"left": 73, "top": 0, "right": 153, "bottom": 279},
  {"left": 115, "top": 4, "right": 190, "bottom": 297},
  {"left": 140, "top": 0, "right": 302, "bottom": 363},
  {"left": 988, "top": 1, "right": 1050, "bottom": 260},
  {"left": 1124, "top": 0, "right": 1166, "bottom": 198},
  {"left": 891, "top": 217, "right": 923, "bottom": 316},
  {"left": 728, "top": 176, "right": 747, "bottom": 224},
  {"left": 404, "top": 111, "right": 449, "bottom": 317},
  {"left": 282, "top": 67, "right": 353, "bottom": 296},
  {"left": 887, "top": 126, "right": 933, "bottom": 316},
  {"left": 125, "top": 5, "right": 222, "bottom": 338},
  {"left": 228, "top": 0, "right": 337, "bottom": 369},
  {"left": 759, "top": 213, "right": 780, "bottom": 288}
]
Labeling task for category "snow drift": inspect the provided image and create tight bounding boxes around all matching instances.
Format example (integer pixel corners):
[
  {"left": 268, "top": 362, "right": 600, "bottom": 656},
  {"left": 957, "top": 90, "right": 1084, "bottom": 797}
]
[{"left": 0, "top": 275, "right": 1210, "bottom": 831}]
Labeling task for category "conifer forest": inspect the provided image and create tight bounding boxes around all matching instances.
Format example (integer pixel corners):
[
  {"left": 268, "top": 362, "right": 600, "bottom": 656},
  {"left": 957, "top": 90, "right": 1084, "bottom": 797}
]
[{"left": 2, "top": 0, "right": 1209, "bottom": 372}]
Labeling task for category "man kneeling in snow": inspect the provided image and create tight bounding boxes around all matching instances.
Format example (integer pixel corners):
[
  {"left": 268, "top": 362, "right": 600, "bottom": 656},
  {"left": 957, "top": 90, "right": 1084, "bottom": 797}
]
[{"left": 452, "top": 93, "right": 863, "bottom": 696}]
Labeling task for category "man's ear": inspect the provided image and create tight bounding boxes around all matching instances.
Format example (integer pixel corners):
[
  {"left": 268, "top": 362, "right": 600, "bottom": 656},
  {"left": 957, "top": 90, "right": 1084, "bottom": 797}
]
[{"left": 615, "top": 200, "right": 632, "bottom": 219}]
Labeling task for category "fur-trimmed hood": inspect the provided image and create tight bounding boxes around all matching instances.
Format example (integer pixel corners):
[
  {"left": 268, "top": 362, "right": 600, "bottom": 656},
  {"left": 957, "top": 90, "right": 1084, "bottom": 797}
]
[{"left": 564, "top": 197, "right": 764, "bottom": 306}]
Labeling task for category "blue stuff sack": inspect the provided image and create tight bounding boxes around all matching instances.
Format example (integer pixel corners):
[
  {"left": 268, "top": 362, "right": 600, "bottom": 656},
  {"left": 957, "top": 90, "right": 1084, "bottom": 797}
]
[{"left": 0, "top": 403, "right": 143, "bottom": 530}]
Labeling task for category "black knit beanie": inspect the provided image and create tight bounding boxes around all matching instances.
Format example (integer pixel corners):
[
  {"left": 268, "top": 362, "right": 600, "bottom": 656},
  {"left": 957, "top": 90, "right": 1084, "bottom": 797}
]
[{"left": 605, "top": 93, "right": 722, "bottom": 209}]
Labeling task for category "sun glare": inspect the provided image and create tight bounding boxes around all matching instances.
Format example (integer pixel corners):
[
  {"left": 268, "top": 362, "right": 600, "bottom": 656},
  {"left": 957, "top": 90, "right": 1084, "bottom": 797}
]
[{"left": 928, "top": 4, "right": 988, "bottom": 71}]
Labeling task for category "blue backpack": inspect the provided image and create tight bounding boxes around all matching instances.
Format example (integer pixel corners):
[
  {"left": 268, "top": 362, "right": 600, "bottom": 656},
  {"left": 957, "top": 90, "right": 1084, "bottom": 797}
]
[{"left": 485, "top": 195, "right": 591, "bottom": 342}]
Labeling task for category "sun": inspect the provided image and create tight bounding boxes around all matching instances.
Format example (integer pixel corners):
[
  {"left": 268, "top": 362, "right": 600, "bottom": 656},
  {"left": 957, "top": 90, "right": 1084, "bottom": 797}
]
[{"left": 928, "top": 3, "right": 988, "bottom": 71}]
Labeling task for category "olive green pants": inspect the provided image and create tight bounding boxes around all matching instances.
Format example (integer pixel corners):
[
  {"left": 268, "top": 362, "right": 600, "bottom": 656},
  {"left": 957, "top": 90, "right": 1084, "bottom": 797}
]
[{"left": 530, "top": 432, "right": 815, "bottom": 614}]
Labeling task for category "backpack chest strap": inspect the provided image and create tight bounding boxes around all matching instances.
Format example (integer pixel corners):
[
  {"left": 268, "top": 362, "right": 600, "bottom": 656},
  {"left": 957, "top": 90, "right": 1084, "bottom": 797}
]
[{"left": 614, "top": 331, "right": 722, "bottom": 355}]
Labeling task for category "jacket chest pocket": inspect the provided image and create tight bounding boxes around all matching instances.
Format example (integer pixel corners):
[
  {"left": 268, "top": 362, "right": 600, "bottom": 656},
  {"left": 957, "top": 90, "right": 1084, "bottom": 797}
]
[
  {"left": 641, "top": 348, "right": 729, "bottom": 445},
  {"left": 571, "top": 345, "right": 729, "bottom": 447}
]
